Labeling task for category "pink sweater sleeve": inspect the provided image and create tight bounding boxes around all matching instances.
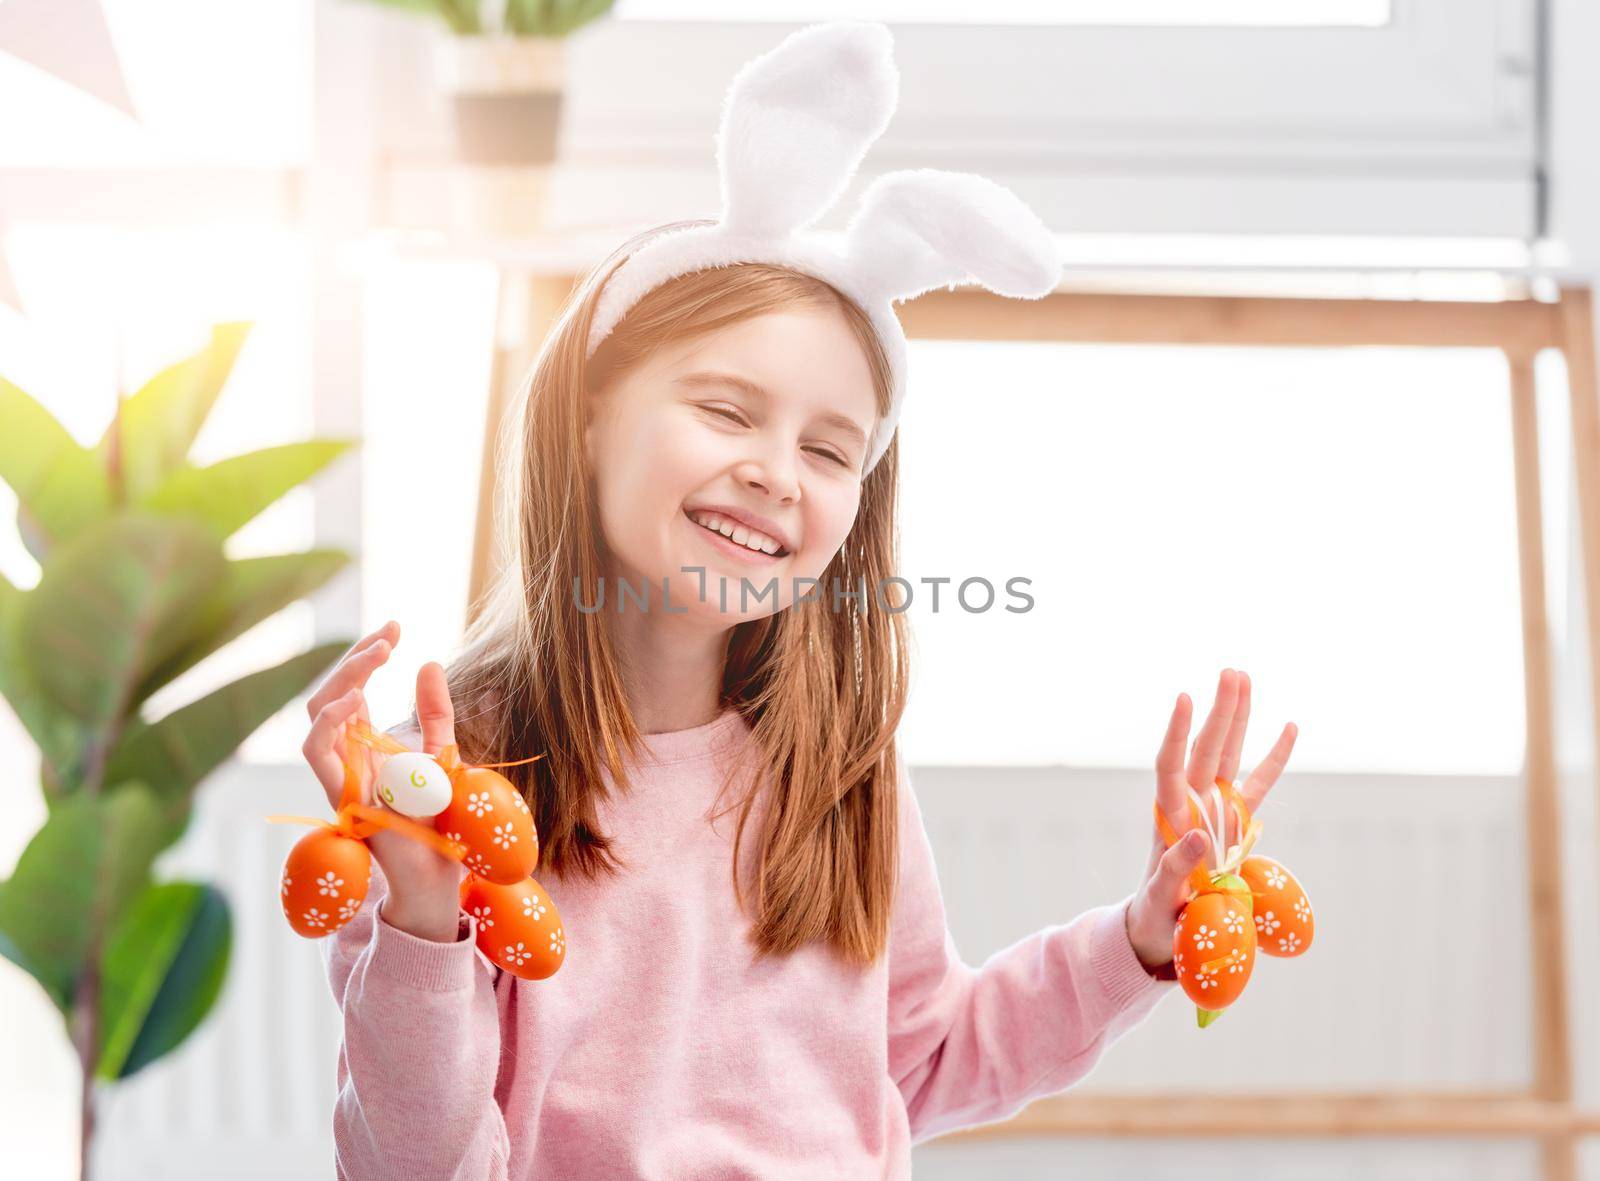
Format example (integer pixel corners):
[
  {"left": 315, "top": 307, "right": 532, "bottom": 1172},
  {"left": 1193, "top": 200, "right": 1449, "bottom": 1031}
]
[
  {"left": 318, "top": 723, "right": 512, "bottom": 1180},
  {"left": 321, "top": 862, "right": 512, "bottom": 1180},
  {"left": 886, "top": 753, "right": 1179, "bottom": 1142}
]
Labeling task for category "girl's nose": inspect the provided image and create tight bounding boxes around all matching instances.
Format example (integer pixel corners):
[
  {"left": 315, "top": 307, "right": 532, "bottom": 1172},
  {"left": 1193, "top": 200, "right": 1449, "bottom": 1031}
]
[{"left": 735, "top": 451, "right": 799, "bottom": 504}]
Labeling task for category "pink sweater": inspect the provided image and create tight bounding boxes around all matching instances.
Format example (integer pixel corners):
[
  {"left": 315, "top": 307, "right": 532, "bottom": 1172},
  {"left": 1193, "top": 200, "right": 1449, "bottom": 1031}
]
[{"left": 321, "top": 707, "right": 1177, "bottom": 1179}]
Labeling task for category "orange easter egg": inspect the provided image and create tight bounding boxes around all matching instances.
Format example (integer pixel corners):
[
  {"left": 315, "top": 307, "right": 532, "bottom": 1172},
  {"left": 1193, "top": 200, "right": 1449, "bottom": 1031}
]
[
  {"left": 1240, "top": 855, "right": 1314, "bottom": 957},
  {"left": 459, "top": 874, "right": 566, "bottom": 981},
  {"left": 435, "top": 766, "right": 538, "bottom": 885},
  {"left": 281, "top": 827, "right": 372, "bottom": 938},
  {"left": 1173, "top": 884, "right": 1256, "bottom": 1010}
]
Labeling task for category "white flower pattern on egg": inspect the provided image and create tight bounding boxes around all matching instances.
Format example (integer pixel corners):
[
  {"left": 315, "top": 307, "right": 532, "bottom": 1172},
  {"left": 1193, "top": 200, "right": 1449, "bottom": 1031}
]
[
  {"left": 1293, "top": 896, "right": 1312, "bottom": 923},
  {"left": 502, "top": 942, "right": 531, "bottom": 967},
  {"left": 522, "top": 894, "right": 546, "bottom": 921},
  {"left": 1255, "top": 909, "right": 1280, "bottom": 935},
  {"left": 550, "top": 927, "right": 565, "bottom": 955},
  {"left": 492, "top": 824, "right": 517, "bottom": 849},
  {"left": 338, "top": 899, "right": 359, "bottom": 922},
  {"left": 1191, "top": 924, "right": 1216, "bottom": 950},
  {"left": 1226, "top": 949, "right": 1248, "bottom": 974},
  {"left": 1279, "top": 931, "right": 1302, "bottom": 953},
  {"left": 471, "top": 905, "right": 494, "bottom": 928},
  {"left": 1264, "top": 865, "right": 1287, "bottom": 889},
  {"left": 1222, "top": 910, "right": 1245, "bottom": 935},
  {"left": 280, "top": 872, "right": 292, "bottom": 897},
  {"left": 317, "top": 871, "right": 343, "bottom": 898},
  {"left": 302, "top": 907, "right": 329, "bottom": 929},
  {"left": 467, "top": 792, "right": 492, "bottom": 818}
]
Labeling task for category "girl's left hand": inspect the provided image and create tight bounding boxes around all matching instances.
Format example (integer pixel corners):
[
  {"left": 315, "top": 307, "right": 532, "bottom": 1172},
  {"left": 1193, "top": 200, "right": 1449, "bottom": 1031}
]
[{"left": 1124, "top": 668, "right": 1298, "bottom": 973}]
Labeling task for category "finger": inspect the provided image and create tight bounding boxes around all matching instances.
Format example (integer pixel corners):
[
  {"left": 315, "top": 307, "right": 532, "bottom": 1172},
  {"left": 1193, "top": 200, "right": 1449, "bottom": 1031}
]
[
  {"left": 1186, "top": 668, "right": 1240, "bottom": 823},
  {"left": 355, "top": 618, "right": 400, "bottom": 654},
  {"left": 302, "top": 687, "right": 365, "bottom": 802},
  {"left": 1142, "top": 829, "right": 1164, "bottom": 886},
  {"left": 1154, "top": 692, "right": 1194, "bottom": 830},
  {"left": 1239, "top": 721, "right": 1299, "bottom": 815},
  {"left": 1211, "top": 668, "right": 1252, "bottom": 846},
  {"left": 416, "top": 661, "right": 456, "bottom": 757},
  {"left": 1151, "top": 829, "right": 1209, "bottom": 915},
  {"left": 305, "top": 628, "right": 397, "bottom": 721},
  {"left": 1217, "top": 669, "right": 1251, "bottom": 785}
]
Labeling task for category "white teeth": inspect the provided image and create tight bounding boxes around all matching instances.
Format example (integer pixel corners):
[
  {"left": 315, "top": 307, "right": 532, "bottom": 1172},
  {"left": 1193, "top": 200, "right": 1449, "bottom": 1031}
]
[{"left": 689, "top": 510, "right": 784, "bottom": 555}]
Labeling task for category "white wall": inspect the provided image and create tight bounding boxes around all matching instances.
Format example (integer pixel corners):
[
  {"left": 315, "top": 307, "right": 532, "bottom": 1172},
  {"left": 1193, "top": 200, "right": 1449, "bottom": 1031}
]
[{"left": 1548, "top": 0, "right": 1600, "bottom": 270}]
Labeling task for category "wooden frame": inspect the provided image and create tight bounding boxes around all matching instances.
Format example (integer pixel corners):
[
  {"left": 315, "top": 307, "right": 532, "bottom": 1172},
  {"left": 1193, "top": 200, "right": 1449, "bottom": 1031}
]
[{"left": 467, "top": 275, "right": 1600, "bottom": 1179}]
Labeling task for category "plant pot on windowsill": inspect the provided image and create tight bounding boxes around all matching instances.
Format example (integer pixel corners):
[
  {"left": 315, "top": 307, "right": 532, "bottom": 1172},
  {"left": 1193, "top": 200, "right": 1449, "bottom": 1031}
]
[{"left": 433, "top": 33, "right": 566, "bottom": 240}]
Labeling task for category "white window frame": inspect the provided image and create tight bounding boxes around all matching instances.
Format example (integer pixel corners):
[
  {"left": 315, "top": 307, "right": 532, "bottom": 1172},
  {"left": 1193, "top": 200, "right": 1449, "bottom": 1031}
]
[{"left": 548, "top": 0, "right": 1540, "bottom": 238}]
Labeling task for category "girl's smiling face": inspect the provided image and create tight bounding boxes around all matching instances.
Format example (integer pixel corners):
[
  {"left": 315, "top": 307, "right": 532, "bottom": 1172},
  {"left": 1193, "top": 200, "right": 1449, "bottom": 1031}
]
[{"left": 585, "top": 308, "right": 878, "bottom": 622}]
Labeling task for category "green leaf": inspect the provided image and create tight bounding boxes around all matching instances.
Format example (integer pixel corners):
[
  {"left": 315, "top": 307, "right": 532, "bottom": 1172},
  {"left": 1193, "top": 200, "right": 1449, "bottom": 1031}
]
[
  {"left": 439, "top": 0, "right": 483, "bottom": 33},
  {"left": 138, "top": 440, "right": 354, "bottom": 541},
  {"left": 0, "top": 924, "right": 47, "bottom": 993},
  {"left": 97, "top": 882, "right": 231, "bottom": 1080},
  {"left": 535, "top": 0, "right": 614, "bottom": 36},
  {"left": 134, "top": 549, "right": 350, "bottom": 703},
  {"left": 108, "top": 641, "right": 350, "bottom": 834},
  {"left": 95, "top": 881, "right": 200, "bottom": 1077},
  {"left": 116, "top": 884, "right": 231, "bottom": 1078},
  {"left": 504, "top": 0, "right": 545, "bottom": 33},
  {"left": 0, "top": 570, "right": 86, "bottom": 790},
  {"left": 16, "top": 514, "right": 225, "bottom": 738},
  {"left": 0, "top": 783, "right": 171, "bottom": 1012},
  {"left": 0, "top": 374, "right": 113, "bottom": 557},
  {"left": 1197, "top": 1006, "right": 1224, "bottom": 1029},
  {"left": 95, "top": 323, "right": 252, "bottom": 503},
  {"left": 349, "top": 0, "right": 456, "bottom": 17},
  {"left": 349, "top": 0, "right": 479, "bottom": 32}
]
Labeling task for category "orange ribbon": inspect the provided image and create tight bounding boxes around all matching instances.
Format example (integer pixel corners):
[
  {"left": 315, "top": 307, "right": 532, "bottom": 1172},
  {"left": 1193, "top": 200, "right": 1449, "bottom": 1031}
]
[
  {"left": 264, "top": 804, "right": 469, "bottom": 862},
  {"left": 339, "top": 716, "right": 546, "bottom": 784},
  {"left": 267, "top": 726, "right": 470, "bottom": 862}
]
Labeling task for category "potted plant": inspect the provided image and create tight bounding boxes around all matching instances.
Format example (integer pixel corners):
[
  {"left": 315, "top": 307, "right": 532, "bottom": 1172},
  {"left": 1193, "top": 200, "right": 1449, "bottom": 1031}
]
[
  {"left": 0, "top": 322, "right": 356, "bottom": 1180},
  {"left": 352, "top": 0, "right": 618, "bottom": 237}
]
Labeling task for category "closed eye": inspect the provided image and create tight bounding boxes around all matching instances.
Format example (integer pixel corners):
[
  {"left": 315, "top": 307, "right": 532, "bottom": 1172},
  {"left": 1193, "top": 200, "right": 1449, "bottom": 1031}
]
[{"left": 701, "top": 405, "right": 850, "bottom": 468}]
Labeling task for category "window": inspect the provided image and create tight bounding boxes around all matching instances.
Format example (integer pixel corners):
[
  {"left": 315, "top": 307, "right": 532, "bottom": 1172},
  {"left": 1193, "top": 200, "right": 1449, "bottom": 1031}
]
[
  {"left": 0, "top": 1, "right": 323, "bottom": 782},
  {"left": 615, "top": 1, "right": 1392, "bottom": 26},
  {"left": 895, "top": 334, "right": 1569, "bottom": 775},
  {"left": 561, "top": 0, "right": 1536, "bottom": 238},
  {"left": 357, "top": 251, "right": 499, "bottom": 732},
  {"left": 0, "top": 0, "right": 311, "bottom": 167}
]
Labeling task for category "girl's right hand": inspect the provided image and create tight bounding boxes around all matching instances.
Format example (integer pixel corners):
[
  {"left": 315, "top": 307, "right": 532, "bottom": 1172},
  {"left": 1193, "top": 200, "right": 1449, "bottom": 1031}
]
[{"left": 302, "top": 620, "right": 465, "bottom": 941}]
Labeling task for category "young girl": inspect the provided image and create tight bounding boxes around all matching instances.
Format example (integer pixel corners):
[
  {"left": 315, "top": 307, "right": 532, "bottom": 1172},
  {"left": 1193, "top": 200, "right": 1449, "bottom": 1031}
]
[{"left": 301, "top": 21, "right": 1297, "bottom": 1180}]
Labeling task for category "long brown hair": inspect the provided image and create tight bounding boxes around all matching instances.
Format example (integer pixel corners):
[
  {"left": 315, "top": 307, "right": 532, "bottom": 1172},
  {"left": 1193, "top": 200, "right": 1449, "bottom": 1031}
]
[{"left": 430, "top": 219, "right": 910, "bottom": 966}]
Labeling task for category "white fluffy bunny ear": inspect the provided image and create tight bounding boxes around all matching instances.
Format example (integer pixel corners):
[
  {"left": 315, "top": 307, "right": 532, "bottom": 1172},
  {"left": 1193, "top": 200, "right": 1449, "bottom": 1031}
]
[
  {"left": 843, "top": 169, "right": 1064, "bottom": 306},
  {"left": 716, "top": 20, "right": 899, "bottom": 238}
]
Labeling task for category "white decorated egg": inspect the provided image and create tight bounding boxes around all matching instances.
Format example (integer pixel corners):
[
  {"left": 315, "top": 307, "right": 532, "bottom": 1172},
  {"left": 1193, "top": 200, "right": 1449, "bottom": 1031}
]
[{"left": 375, "top": 751, "right": 453, "bottom": 818}]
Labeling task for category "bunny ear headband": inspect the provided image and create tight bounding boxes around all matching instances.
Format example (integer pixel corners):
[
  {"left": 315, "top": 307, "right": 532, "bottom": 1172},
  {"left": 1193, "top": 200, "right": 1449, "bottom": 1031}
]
[{"left": 583, "top": 19, "right": 1064, "bottom": 476}]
